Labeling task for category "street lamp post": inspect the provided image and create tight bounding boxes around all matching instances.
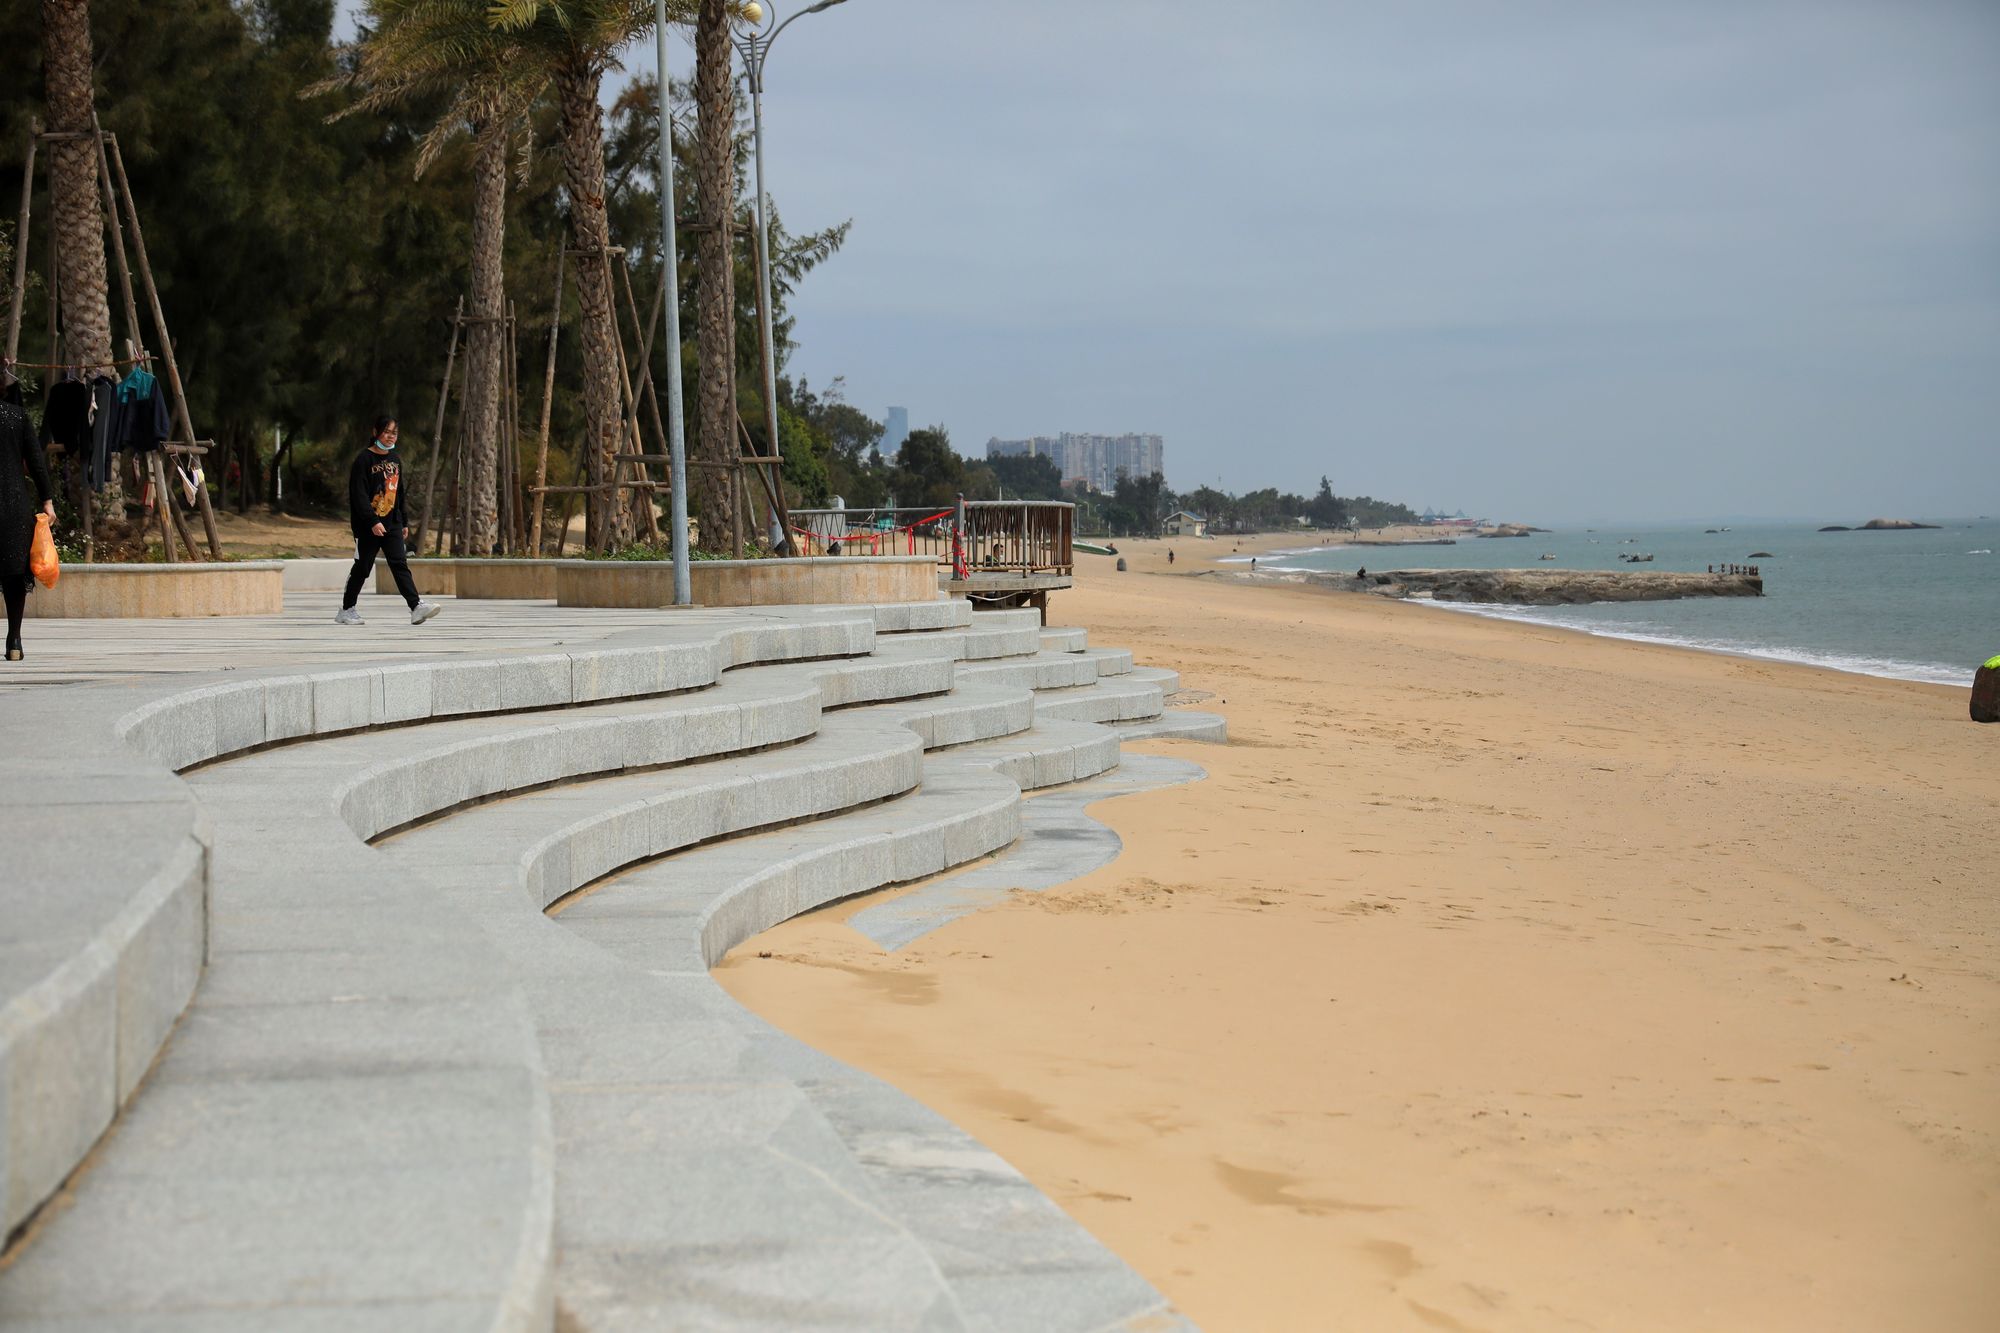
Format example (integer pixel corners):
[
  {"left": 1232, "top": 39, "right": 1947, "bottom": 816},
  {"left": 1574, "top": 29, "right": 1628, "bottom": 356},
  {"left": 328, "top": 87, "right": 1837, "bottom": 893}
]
[
  {"left": 654, "top": 0, "right": 692, "bottom": 603},
  {"left": 734, "top": 0, "right": 847, "bottom": 556}
]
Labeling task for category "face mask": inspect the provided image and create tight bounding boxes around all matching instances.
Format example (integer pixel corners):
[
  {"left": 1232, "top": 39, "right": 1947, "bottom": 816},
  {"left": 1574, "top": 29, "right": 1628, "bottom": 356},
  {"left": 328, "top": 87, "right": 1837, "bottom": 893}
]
[{"left": 374, "top": 436, "right": 397, "bottom": 451}]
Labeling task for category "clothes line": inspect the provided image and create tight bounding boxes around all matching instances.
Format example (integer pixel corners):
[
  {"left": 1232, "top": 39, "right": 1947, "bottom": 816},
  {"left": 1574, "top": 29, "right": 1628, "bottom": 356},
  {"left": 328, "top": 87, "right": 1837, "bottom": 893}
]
[{"left": 2, "top": 353, "right": 154, "bottom": 372}]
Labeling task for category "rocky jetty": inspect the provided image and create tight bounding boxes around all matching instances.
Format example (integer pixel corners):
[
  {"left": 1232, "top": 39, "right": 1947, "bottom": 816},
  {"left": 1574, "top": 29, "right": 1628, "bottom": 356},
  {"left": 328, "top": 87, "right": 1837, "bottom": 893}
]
[
  {"left": 1477, "top": 524, "right": 1545, "bottom": 538},
  {"left": 1859, "top": 518, "right": 1940, "bottom": 530},
  {"left": 1326, "top": 568, "right": 1763, "bottom": 606}
]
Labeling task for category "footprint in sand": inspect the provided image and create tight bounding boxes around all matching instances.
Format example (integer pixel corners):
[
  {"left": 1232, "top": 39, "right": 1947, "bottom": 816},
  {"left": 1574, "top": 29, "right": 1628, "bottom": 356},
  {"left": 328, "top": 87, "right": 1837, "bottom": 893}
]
[{"left": 1213, "top": 1160, "right": 1393, "bottom": 1216}]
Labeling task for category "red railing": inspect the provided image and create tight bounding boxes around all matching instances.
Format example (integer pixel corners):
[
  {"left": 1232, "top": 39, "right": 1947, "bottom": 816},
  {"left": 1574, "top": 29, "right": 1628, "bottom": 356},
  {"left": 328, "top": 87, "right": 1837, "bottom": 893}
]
[{"left": 789, "top": 501, "right": 1073, "bottom": 577}]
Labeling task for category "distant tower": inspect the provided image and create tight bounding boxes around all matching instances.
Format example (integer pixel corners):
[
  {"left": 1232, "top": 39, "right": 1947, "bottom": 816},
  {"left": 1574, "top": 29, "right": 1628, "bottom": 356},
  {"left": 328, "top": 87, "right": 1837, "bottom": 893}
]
[{"left": 882, "top": 406, "right": 910, "bottom": 460}]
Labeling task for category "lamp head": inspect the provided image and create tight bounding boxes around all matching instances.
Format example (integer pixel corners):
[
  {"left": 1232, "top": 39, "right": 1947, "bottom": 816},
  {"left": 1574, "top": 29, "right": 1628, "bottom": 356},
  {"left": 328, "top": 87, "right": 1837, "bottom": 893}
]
[{"left": 741, "top": 1, "right": 763, "bottom": 21}]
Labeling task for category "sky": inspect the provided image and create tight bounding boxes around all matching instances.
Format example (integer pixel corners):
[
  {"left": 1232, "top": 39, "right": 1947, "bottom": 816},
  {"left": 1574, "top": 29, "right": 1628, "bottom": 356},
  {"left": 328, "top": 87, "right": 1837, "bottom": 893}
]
[{"left": 341, "top": 1, "right": 2000, "bottom": 523}]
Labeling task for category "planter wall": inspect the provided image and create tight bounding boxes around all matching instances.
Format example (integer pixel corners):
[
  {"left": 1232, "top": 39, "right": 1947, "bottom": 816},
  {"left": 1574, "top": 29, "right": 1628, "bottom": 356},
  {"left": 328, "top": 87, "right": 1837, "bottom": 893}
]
[
  {"left": 560, "top": 555, "right": 940, "bottom": 608},
  {"left": 26, "top": 562, "right": 285, "bottom": 618}
]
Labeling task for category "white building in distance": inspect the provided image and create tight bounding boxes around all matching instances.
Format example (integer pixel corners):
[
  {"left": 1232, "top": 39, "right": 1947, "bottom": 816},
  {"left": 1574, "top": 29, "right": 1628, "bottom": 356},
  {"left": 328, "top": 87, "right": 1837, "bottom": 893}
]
[{"left": 985, "top": 432, "right": 1164, "bottom": 492}]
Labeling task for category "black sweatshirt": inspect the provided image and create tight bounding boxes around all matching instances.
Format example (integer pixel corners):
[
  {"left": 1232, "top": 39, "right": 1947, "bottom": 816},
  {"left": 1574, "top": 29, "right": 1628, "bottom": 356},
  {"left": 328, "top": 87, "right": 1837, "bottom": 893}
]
[{"left": 348, "top": 446, "right": 408, "bottom": 537}]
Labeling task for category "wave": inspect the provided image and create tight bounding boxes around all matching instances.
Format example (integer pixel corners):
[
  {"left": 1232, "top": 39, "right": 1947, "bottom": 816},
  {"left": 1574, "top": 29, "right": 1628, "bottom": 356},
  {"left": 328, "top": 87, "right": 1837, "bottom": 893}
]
[
  {"left": 1418, "top": 601, "right": 1972, "bottom": 687},
  {"left": 1216, "top": 545, "right": 1342, "bottom": 563},
  {"left": 1971, "top": 549, "right": 1992, "bottom": 555}
]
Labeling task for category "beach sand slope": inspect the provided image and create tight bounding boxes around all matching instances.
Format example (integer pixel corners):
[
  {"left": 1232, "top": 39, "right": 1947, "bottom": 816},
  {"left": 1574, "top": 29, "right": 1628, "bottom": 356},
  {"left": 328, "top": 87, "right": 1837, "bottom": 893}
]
[{"left": 720, "top": 546, "right": 2000, "bottom": 1333}]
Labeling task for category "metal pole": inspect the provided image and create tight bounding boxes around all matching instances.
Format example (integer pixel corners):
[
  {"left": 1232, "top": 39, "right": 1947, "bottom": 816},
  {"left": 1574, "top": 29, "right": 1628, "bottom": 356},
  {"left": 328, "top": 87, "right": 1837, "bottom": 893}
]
[
  {"left": 656, "top": 3, "right": 692, "bottom": 603},
  {"left": 748, "top": 65, "right": 783, "bottom": 553}
]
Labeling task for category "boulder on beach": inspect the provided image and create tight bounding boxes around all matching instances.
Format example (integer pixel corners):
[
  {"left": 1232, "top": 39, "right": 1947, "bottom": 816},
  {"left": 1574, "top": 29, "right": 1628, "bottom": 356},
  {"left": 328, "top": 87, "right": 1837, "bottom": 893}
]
[
  {"left": 1974, "top": 659, "right": 2000, "bottom": 724},
  {"left": 1859, "top": 518, "right": 1941, "bottom": 530}
]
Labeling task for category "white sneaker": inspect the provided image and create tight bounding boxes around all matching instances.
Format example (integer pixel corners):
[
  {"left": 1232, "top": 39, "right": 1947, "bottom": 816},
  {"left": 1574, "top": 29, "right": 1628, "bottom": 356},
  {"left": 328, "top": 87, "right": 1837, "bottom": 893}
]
[
  {"left": 334, "top": 607, "right": 363, "bottom": 626},
  {"left": 410, "top": 601, "right": 441, "bottom": 626}
]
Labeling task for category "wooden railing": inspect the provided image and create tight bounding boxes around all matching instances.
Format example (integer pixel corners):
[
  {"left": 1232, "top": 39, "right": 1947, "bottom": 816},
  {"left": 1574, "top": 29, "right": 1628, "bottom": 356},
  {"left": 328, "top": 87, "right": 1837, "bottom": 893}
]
[{"left": 789, "top": 501, "right": 1074, "bottom": 577}]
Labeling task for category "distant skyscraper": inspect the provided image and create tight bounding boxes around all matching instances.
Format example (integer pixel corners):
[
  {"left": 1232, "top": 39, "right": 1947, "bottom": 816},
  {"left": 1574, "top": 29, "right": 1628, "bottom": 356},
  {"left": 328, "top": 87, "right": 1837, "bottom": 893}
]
[{"left": 882, "top": 406, "right": 909, "bottom": 460}]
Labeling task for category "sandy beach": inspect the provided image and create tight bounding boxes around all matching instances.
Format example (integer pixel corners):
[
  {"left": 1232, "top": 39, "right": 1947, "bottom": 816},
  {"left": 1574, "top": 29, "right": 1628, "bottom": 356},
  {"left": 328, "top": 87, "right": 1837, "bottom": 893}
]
[{"left": 718, "top": 541, "right": 2000, "bottom": 1332}]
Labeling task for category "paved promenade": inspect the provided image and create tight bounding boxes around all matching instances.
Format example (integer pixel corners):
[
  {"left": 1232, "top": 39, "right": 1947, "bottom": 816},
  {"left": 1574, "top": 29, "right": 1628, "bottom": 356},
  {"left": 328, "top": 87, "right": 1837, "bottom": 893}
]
[{"left": 0, "top": 589, "right": 1219, "bottom": 1330}]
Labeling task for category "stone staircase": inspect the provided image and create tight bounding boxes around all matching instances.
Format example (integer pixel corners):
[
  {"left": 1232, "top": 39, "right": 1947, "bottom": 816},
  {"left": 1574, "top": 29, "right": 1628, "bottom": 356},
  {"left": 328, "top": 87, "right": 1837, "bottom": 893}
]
[{"left": 0, "top": 599, "right": 1221, "bottom": 1330}]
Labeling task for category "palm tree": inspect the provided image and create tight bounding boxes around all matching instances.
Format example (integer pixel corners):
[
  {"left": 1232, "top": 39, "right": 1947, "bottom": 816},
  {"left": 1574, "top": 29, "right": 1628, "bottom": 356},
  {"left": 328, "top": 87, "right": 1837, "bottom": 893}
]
[
  {"left": 328, "top": 0, "right": 698, "bottom": 550},
  {"left": 489, "top": 0, "right": 702, "bottom": 549},
  {"left": 314, "top": 0, "right": 543, "bottom": 555},
  {"left": 692, "top": 0, "right": 737, "bottom": 545},
  {"left": 40, "top": 0, "right": 121, "bottom": 512}
]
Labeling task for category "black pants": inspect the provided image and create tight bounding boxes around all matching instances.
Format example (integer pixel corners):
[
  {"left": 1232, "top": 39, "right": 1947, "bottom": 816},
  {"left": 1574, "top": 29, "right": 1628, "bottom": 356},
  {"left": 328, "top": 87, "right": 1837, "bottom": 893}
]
[
  {"left": 3, "top": 573, "right": 26, "bottom": 645},
  {"left": 343, "top": 528, "right": 420, "bottom": 610}
]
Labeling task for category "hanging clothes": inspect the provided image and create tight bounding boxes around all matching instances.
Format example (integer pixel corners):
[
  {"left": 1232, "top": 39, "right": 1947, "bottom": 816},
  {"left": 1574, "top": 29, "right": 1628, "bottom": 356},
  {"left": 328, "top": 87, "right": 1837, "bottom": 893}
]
[
  {"left": 40, "top": 377, "right": 92, "bottom": 457},
  {"left": 88, "top": 375, "right": 119, "bottom": 491},
  {"left": 112, "top": 365, "right": 170, "bottom": 455}
]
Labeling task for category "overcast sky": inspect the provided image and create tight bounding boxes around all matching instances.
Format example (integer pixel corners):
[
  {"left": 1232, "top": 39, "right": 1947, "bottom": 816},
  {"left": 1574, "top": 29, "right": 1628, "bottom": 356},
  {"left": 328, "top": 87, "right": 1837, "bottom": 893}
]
[{"left": 348, "top": 1, "right": 2000, "bottom": 522}]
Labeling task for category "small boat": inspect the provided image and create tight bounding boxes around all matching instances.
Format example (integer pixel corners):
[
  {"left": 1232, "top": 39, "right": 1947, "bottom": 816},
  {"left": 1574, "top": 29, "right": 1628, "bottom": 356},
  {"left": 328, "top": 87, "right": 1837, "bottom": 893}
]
[
  {"left": 1075, "top": 541, "right": 1118, "bottom": 556},
  {"left": 1538, "top": 553, "right": 1556, "bottom": 561}
]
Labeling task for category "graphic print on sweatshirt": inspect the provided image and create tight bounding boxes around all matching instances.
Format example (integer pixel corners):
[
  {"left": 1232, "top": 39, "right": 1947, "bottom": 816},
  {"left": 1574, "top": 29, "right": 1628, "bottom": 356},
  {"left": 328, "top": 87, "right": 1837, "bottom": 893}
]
[{"left": 367, "top": 456, "right": 400, "bottom": 518}]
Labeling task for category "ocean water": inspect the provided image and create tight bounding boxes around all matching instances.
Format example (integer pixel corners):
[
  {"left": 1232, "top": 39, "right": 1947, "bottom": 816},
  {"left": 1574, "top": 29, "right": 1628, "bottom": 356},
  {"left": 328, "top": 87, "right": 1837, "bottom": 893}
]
[{"left": 1223, "top": 520, "right": 1999, "bottom": 687}]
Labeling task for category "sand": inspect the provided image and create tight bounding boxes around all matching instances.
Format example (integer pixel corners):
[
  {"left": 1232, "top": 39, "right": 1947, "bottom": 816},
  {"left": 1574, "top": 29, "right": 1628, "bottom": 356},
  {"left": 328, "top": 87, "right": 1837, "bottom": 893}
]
[{"left": 718, "top": 541, "right": 2000, "bottom": 1332}]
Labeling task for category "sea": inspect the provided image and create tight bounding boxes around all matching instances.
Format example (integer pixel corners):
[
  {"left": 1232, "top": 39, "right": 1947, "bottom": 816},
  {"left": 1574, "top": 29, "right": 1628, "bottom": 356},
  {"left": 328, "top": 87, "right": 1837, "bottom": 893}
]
[{"left": 1221, "top": 519, "right": 1999, "bottom": 687}]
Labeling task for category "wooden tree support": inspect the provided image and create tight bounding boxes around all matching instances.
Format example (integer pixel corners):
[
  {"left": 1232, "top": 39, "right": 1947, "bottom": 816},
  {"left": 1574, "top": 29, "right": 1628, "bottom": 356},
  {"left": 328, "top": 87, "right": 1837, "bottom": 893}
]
[
  {"left": 5, "top": 122, "right": 222, "bottom": 560},
  {"left": 413, "top": 298, "right": 532, "bottom": 557}
]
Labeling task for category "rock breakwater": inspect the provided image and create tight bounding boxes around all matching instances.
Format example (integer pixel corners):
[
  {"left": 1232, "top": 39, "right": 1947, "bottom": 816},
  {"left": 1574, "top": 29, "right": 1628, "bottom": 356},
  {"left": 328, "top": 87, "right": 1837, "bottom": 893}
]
[{"left": 1310, "top": 568, "right": 1764, "bottom": 606}]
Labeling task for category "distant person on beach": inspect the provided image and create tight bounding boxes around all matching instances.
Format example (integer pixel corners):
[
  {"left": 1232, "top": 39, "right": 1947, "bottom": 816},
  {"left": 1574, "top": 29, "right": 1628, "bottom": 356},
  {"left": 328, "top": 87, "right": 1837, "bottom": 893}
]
[
  {"left": 1168, "top": 548, "right": 1175, "bottom": 565},
  {"left": 1356, "top": 566, "right": 1367, "bottom": 579},
  {"left": 337, "top": 414, "right": 440, "bottom": 627},
  {"left": 1250, "top": 558, "right": 1257, "bottom": 570}
]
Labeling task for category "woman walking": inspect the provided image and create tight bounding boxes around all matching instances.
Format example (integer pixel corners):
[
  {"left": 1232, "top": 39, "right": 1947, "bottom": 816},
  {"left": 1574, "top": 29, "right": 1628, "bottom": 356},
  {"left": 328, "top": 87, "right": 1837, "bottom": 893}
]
[
  {"left": 337, "top": 414, "right": 440, "bottom": 626},
  {"left": 0, "top": 396, "right": 56, "bottom": 661}
]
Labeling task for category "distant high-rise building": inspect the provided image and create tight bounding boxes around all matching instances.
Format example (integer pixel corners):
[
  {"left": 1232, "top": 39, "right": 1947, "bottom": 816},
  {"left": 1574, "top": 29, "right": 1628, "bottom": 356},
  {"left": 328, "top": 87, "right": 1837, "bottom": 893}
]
[
  {"left": 985, "top": 432, "right": 1164, "bottom": 492},
  {"left": 882, "top": 406, "right": 909, "bottom": 460}
]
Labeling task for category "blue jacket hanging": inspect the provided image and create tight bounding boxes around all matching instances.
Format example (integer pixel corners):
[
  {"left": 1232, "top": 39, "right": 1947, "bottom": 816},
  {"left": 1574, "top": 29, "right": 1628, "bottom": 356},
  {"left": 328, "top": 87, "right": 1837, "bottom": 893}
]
[{"left": 112, "top": 366, "right": 171, "bottom": 454}]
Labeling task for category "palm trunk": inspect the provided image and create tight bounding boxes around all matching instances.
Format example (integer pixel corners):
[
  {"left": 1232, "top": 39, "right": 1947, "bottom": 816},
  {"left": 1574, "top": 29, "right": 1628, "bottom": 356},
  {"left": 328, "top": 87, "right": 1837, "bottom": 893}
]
[
  {"left": 464, "top": 123, "right": 506, "bottom": 555},
  {"left": 40, "top": 0, "right": 121, "bottom": 516},
  {"left": 556, "top": 60, "right": 630, "bottom": 549},
  {"left": 692, "top": 0, "right": 737, "bottom": 549}
]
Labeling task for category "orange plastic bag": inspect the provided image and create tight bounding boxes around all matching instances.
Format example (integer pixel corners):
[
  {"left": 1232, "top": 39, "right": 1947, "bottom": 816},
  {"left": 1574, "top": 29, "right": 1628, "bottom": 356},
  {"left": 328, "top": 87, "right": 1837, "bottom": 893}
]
[{"left": 29, "top": 513, "right": 59, "bottom": 589}]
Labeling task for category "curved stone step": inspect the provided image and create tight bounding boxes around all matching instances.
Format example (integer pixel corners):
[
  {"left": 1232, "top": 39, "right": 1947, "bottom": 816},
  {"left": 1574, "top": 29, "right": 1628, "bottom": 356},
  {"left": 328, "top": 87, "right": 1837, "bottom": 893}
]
[
  {"left": 349, "top": 693, "right": 1159, "bottom": 1328},
  {"left": 0, "top": 615, "right": 928, "bottom": 1327},
  {"left": 1039, "top": 627, "right": 1089, "bottom": 654},
  {"left": 1081, "top": 646, "right": 1134, "bottom": 677},
  {"left": 1114, "top": 710, "right": 1230, "bottom": 743},
  {"left": 1030, "top": 675, "right": 1167, "bottom": 726},
  {"left": 953, "top": 649, "right": 1102, "bottom": 691},
  {"left": 3, "top": 600, "right": 1205, "bottom": 1330},
  {"left": 880, "top": 622, "right": 1045, "bottom": 662},
  {"left": 863, "top": 597, "right": 973, "bottom": 634}
]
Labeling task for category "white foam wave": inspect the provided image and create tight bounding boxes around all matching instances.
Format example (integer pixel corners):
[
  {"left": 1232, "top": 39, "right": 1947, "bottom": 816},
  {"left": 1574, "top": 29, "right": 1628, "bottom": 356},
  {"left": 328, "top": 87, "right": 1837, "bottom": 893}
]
[
  {"left": 1419, "top": 601, "right": 1973, "bottom": 687},
  {"left": 1216, "top": 545, "right": 1341, "bottom": 564},
  {"left": 1970, "top": 549, "right": 1991, "bottom": 555}
]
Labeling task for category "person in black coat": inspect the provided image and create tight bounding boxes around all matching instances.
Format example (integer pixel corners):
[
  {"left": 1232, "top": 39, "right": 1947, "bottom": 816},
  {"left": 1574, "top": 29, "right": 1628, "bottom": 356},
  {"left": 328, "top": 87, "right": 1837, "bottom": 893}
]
[
  {"left": 337, "top": 414, "right": 439, "bottom": 626},
  {"left": 0, "top": 398, "right": 57, "bottom": 661}
]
